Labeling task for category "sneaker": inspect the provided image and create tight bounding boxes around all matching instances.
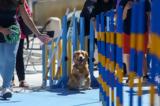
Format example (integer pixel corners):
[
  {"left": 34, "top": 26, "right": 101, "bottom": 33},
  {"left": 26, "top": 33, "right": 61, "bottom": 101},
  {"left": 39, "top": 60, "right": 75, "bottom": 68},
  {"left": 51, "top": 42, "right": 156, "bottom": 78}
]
[
  {"left": 1, "top": 88, "right": 12, "bottom": 99},
  {"left": 19, "top": 81, "right": 29, "bottom": 88}
]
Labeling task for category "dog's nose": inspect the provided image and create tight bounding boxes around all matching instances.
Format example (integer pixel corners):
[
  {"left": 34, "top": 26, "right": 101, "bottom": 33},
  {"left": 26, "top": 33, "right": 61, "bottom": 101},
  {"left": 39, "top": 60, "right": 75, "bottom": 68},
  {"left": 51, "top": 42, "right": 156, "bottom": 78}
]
[{"left": 79, "top": 56, "right": 83, "bottom": 61}]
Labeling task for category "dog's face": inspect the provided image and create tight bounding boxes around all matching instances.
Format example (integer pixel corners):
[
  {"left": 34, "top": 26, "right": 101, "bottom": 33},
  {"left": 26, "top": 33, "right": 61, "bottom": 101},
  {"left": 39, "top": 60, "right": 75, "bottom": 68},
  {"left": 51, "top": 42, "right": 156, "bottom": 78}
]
[{"left": 73, "top": 50, "right": 88, "bottom": 65}]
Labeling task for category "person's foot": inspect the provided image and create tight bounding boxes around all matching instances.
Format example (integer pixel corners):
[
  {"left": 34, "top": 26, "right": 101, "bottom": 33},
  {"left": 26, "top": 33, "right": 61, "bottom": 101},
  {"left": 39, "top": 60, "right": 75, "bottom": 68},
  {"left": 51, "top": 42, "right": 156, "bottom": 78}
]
[
  {"left": 123, "top": 63, "right": 127, "bottom": 76},
  {"left": 1, "top": 88, "right": 12, "bottom": 99},
  {"left": 19, "top": 81, "right": 29, "bottom": 88},
  {"left": 125, "top": 78, "right": 129, "bottom": 84},
  {"left": 143, "top": 75, "right": 150, "bottom": 82}
]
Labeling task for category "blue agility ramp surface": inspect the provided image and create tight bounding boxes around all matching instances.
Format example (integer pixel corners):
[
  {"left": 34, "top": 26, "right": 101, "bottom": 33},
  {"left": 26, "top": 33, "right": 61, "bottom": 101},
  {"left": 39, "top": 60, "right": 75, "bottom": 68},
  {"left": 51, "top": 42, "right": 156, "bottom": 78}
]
[
  {"left": 0, "top": 88, "right": 101, "bottom": 106},
  {"left": 0, "top": 85, "right": 159, "bottom": 106}
]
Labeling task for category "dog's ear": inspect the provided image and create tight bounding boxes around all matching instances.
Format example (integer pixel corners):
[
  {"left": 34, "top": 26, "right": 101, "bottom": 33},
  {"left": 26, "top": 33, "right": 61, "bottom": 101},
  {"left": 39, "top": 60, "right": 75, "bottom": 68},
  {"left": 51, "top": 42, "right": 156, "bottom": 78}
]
[
  {"left": 73, "top": 51, "right": 79, "bottom": 63},
  {"left": 84, "top": 51, "right": 88, "bottom": 59},
  {"left": 73, "top": 51, "right": 78, "bottom": 59}
]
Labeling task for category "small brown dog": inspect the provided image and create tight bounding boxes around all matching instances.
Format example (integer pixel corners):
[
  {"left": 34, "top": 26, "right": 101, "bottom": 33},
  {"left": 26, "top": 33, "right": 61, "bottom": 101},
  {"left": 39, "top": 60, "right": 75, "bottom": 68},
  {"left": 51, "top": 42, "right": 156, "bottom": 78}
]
[{"left": 67, "top": 50, "right": 91, "bottom": 90}]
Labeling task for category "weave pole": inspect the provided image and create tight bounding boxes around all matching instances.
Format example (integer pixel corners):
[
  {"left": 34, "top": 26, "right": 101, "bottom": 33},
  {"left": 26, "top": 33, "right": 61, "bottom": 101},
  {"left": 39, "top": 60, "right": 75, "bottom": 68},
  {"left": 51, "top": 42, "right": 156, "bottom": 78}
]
[
  {"left": 104, "top": 12, "right": 111, "bottom": 106},
  {"left": 96, "top": 14, "right": 104, "bottom": 102},
  {"left": 115, "top": 6, "right": 123, "bottom": 106},
  {"left": 136, "top": 1, "right": 145, "bottom": 106},
  {"left": 108, "top": 10, "right": 116, "bottom": 106},
  {"left": 128, "top": 2, "right": 139, "bottom": 106},
  {"left": 80, "top": 17, "right": 85, "bottom": 50},
  {"left": 150, "top": 0, "right": 160, "bottom": 105}
]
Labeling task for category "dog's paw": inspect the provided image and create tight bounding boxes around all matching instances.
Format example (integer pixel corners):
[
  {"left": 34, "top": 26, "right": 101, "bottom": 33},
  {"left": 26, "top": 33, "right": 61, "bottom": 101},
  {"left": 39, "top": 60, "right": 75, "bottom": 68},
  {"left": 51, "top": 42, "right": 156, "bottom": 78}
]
[
  {"left": 82, "top": 86, "right": 92, "bottom": 90},
  {"left": 87, "top": 87, "right": 92, "bottom": 90},
  {"left": 89, "top": 87, "right": 92, "bottom": 90},
  {"left": 68, "top": 87, "right": 80, "bottom": 91}
]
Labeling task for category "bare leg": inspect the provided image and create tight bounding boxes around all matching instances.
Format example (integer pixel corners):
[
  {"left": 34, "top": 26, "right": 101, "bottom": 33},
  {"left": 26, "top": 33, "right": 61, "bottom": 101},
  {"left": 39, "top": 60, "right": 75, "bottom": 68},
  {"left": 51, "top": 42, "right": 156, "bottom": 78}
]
[
  {"left": 123, "top": 54, "right": 130, "bottom": 75},
  {"left": 143, "top": 54, "right": 148, "bottom": 76}
]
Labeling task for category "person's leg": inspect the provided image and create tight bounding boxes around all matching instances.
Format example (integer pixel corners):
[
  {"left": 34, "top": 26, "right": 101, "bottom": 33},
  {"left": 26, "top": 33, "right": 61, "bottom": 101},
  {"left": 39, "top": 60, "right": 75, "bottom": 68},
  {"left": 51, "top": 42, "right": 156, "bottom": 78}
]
[
  {"left": 85, "top": 36, "right": 89, "bottom": 53},
  {"left": 0, "top": 42, "right": 19, "bottom": 98},
  {"left": 16, "top": 39, "right": 25, "bottom": 81},
  {"left": 11, "top": 40, "right": 23, "bottom": 86},
  {"left": 11, "top": 39, "right": 23, "bottom": 87},
  {"left": 143, "top": 55, "right": 148, "bottom": 76},
  {"left": 143, "top": 33, "right": 149, "bottom": 81},
  {"left": 123, "top": 34, "right": 130, "bottom": 75},
  {"left": 16, "top": 39, "right": 29, "bottom": 87},
  {"left": 123, "top": 54, "right": 130, "bottom": 75},
  {"left": 0, "top": 43, "right": 6, "bottom": 80},
  {"left": 1, "top": 43, "right": 19, "bottom": 88},
  {"left": 0, "top": 43, "right": 9, "bottom": 98},
  {"left": 94, "top": 38, "right": 98, "bottom": 65}
]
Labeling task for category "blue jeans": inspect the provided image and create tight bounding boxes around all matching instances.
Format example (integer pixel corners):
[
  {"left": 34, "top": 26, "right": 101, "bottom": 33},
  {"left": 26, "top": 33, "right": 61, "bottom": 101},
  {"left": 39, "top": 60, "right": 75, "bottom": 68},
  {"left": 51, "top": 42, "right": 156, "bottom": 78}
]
[{"left": 0, "top": 42, "right": 19, "bottom": 88}]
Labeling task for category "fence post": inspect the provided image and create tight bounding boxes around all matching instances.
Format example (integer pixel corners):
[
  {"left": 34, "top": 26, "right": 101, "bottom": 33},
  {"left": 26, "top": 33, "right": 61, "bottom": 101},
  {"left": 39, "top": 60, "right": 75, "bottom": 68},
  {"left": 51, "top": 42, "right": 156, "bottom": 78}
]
[
  {"left": 116, "top": 6, "right": 124, "bottom": 106},
  {"left": 80, "top": 17, "right": 85, "bottom": 50}
]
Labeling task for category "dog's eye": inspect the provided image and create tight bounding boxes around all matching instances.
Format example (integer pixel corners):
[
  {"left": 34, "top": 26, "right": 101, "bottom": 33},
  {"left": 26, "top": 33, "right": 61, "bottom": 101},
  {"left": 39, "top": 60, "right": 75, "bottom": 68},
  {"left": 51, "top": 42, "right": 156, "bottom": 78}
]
[
  {"left": 76, "top": 52, "right": 80, "bottom": 56},
  {"left": 81, "top": 52, "right": 85, "bottom": 56}
]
